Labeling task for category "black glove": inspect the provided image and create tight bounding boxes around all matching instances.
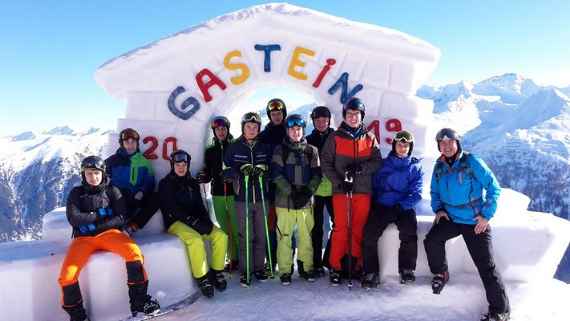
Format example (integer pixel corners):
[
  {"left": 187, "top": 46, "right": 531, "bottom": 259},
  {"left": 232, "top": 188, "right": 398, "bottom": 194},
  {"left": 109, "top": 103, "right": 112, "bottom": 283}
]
[
  {"left": 345, "top": 163, "right": 363, "bottom": 176},
  {"left": 394, "top": 204, "right": 403, "bottom": 213},
  {"left": 342, "top": 180, "right": 354, "bottom": 193},
  {"left": 292, "top": 186, "right": 312, "bottom": 209},
  {"left": 196, "top": 171, "right": 210, "bottom": 184},
  {"left": 187, "top": 216, "right": 214, "bottom": 235}
]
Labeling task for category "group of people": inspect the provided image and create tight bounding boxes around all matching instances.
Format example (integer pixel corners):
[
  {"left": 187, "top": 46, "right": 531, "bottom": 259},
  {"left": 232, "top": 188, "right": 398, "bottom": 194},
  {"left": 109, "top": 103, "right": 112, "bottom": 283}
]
[{"left": 58, "top": 97, "right": 510, "bottom": 321}]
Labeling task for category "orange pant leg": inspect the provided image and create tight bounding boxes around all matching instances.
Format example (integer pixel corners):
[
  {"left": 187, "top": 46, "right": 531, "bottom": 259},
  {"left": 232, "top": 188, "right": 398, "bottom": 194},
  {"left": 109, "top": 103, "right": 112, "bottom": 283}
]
[
  {"left": 95, "top": 229, "right": 147, "bottom": 282},
  {"left": 58, "top": 237, "right": 97, "bottom": 287}
]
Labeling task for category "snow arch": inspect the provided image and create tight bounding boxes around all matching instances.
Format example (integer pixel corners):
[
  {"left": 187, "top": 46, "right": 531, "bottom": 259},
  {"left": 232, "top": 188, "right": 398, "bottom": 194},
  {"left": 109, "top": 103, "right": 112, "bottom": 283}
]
[{"left": 95, "top": 3, "right": 440, "bottom": 180}]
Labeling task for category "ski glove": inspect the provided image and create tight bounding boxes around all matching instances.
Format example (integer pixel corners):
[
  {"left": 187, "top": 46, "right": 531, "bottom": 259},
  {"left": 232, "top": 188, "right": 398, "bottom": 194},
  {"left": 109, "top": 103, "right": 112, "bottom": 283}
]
[
  {"left": 240, "top": 164, "right": 255, "bottom": 176},
  {"left": 186, "top": 216, "right": 214, "bottom": 235},
  {"left": 292, "top": 186, "right": 312, "bottom": 209},
  {"left": 97, "top": 208, "right": 112, "bottom": 218},
  {"left": 342, "top": 180, "right": 354, "bottom": 194},
  {"left": 78, "top": 223, "right": 96, "bottom": 234},
  {"left": 345, "top": 163, "right": 363, "bottom": 176},
  {"left": 252, "top": 164, "right": 268, "bottom": 177},
  {"left": 196, "top": 171, "right": 210, "bottom": 184}
]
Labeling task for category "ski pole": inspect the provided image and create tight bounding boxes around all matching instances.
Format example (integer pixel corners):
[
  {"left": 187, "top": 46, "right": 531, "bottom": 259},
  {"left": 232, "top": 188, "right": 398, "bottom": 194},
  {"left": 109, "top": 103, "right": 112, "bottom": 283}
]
[
  {"left": 258, "top": 174, "right": 274, "bottom": 278},
  {"left": 345, "top": 171, "right": 354, "bottom": 289},
  {"left": 244, "top": 174, "right": 251, "bottom": 286}
]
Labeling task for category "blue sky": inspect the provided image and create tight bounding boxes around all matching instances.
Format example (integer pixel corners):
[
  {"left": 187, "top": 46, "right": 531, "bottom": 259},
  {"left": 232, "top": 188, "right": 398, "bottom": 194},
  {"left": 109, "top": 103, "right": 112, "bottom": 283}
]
[{"left": 1, "top": 0, "right": 569, "bottom": 136}]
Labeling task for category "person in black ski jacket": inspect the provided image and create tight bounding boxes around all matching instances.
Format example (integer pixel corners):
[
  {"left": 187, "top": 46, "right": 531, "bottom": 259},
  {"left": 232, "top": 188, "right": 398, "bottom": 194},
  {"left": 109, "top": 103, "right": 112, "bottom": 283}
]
[
  {"left": 159, "top": 150, "right": 228, "bottom": 298},
  {"left": 58, "top": 156, "right": 159, "bottom": 321},
  {"left": 306, "top": 105, "right": 335, "bottom": 276}
]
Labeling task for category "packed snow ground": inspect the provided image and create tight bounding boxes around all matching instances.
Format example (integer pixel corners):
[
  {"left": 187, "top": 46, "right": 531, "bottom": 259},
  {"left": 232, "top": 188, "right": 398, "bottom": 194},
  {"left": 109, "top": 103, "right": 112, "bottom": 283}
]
[{"left": 159, "top": 272, "right": 569, "bottom": 321}]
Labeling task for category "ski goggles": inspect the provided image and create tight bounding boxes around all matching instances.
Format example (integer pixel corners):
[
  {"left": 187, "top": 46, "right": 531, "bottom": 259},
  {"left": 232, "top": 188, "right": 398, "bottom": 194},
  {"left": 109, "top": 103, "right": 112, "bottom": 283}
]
[
  {"left": 242, "top": 113, "right": 261, "bottom": 123},
  {"left": 436, "top": 128, "right": 460, "bottom": 142},
  {"left": 267, "top": 99, "right": 285, "bottom": 112},
  {"left": 171, "top": 152, "right": 190, "bottom": 163},
  {"left": 393, "top": 131, "right": 413, "bottom": 143},
  {"left": 211, "top": 116, "right": 229, "bottom": 129},
  {"left": 286, "top": 116, "right": 306, "bottom": 128}
]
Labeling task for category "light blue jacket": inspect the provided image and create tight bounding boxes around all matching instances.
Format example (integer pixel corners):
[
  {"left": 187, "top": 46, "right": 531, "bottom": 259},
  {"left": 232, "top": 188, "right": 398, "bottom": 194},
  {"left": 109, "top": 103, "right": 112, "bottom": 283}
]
[{"left": 430, "top": 151, "right": 501, "bottom": 225}]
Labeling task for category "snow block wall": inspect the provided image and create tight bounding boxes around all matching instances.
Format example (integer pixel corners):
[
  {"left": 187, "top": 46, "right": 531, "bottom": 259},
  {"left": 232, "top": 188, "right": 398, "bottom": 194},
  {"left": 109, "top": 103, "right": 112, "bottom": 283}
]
[{"left": 94, "top": 2, "right": 441, "bottom": 182}]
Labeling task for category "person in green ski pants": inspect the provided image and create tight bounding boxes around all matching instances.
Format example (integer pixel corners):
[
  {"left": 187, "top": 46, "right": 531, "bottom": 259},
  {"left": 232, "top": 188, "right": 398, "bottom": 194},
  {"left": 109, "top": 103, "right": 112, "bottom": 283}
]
[
  {"left": 271, "top": 114, "right": 322, "bottom": 285},
  {"left": 198, "top": 116, "right": 239, "bottom": 270}
]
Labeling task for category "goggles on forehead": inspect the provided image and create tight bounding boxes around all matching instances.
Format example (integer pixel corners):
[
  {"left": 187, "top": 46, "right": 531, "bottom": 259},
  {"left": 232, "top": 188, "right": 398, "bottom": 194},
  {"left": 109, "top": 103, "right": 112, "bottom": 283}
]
[
  {"left": 242, "top": 113, "right": 261, "bottom": 123},
  {"left": 268, "top": 100, "right": 285, "bottom": 111},
  {"left": 172, "top": 152, "right": 190, "bottom": 163},
  {"left": 436, "top": 128, "right": 460, "bottom": 142},
  {"left": 286, "top": 117, "right": 306, "bottom": 129}
]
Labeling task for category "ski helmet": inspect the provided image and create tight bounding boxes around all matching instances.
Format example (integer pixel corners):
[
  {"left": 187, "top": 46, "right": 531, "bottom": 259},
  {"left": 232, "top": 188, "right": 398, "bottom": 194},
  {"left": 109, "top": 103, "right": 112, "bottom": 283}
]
[
  {"left": 169, "top": 149, "right": 191, "bottom": 171},
  {"left": 392, "top": 130, "right": 414, "bottom": 155},
  {"left": 211, "top": 116, "right": 230, "bottom": 130},
  {"left": 310, "top": 106, "right": 331, "bottom": 120},
  {"left": 285, "top": 114, "right": 307, "bottom": 129},
  {"left": 435, "top": 128, "right": 462, "bottom": 152},
  {"left": 342, "top": 97, "right": 365, "bottom": 119},
  {"left": 266, "top": 98, "right": 287, "bottom": 119},
  {"left": 118, "top": 128, "right": 140, "bottom": 146},
  {"left": 80, "top": 155, "right": 106, "bottom": 185},
  {"left": 241, "top": 112, "right": 262, "bottom": 133}
]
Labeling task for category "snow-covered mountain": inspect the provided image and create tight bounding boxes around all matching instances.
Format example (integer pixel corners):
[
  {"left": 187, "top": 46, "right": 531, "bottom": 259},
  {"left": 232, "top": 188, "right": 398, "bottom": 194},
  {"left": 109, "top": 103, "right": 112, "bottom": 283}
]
[
  {"left": 0, "top": 127, "right": 110, "bottom": 241},
  {"left": 418, "top": 73, "right": 570, "bottom": 281}
]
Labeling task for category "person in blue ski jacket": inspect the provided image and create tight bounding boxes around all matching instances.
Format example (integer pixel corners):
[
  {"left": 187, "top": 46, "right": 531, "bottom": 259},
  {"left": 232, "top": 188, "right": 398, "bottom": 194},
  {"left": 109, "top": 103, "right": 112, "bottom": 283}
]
[
  {"left": 361, "top": 130, "right": 423, "bottom": 289},
  {"left": 424, "top": 128, "right": 510, "bottom": 321}
]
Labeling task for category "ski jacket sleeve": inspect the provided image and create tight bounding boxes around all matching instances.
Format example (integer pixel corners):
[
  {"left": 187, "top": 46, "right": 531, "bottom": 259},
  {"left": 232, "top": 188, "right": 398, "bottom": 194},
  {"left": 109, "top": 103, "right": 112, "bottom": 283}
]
[
  {"left": 360, "top": 132, "right": 382, "bottom": 176},
  {"left": 320, "top": 133, "right": 343, "bottom": 189},
  {"left": 66, "top": 188, "right": 98, "bottom": 227},
  {"left": 468, "top": 155, "right": 501, "bottom": 220},
  {"left": 430, "top": 166, "right": 443, "bottom": 213},
  {"left": 93, "top": 186, "right": 126, "bottom": 233},
  {"left": 307, "top": 145, "right": 322, "bottom": 193},
  {"left": 400, "top": 161, "right": 424, "bottom": 210},
  {"left": 271, "top": 145, "right": 292, "bottom": 195}
]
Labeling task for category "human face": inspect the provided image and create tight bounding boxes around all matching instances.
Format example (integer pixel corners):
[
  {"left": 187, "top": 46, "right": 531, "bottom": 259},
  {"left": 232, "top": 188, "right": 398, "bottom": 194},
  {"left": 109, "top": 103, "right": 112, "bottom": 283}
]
[
  {"left": 395, "top": 141, "right": 410, "bottom": 158},
  {"left": 314, "top": 117, "right": 330, "bottom": 133},
  {"left": 344, "top": 109, "right": 362, "bottom": 128},
  {"left": 174, "top": 162, "right": 188, "bottom": 177},
  {"left": 270, "top": 110, "right": 284, "bottom": 125},
  {"left": 288, "top": 126, "right": 303, "bottom": 143},
  {"left": 439, "top": 139, "right": 459, "bottom": 158},
  {"left": 123, "top": 138, "right": 138, "bottom": 155},
  {"left": 84, "top": 168, "right": 103, "bottom": 186},
  {"left": 243, "top": 122, "right": 259, "bottom": 141},
  {"left": 214, "top": 126, "right": 228, "bottom": 141}
]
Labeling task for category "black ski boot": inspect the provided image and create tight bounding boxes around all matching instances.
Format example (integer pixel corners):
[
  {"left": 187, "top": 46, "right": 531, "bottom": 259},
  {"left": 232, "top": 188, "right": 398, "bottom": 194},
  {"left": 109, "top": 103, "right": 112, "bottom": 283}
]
[
  {"left": 361, "top": 273, "right": 379, "bottom": 290},
  {"left": 63, "top": 304, "right": 88, "bottom": 321},
  {"left": 480, "top": 311, "right": 510, "bottom": 321},
  {"left": 197, "top": 274, "right": 215, "bottom": 298},
  {"left": 240, "top": 273, "right": 251, "bottom": 287},
  {"left": 329, "top": 270, "right": 342, "bottom": 286},
  {"left": 210, "top": 269, "right": 227, "bottom": 291},
  {"left": 128, "top": 281, "right": 161, "bottom": 317},
  {"left": 314, "top": 267, "right": 326, "bottom": 278},
  {"left": 400, "top": 269, "right": 416, "bottom": 284},
  {"left": 254, "top": 269, "right": 269, "bottom": 282},
  {"left": 431, "top": 271, "right": 449, "bottom": 294},
  {"left": 280, "top": 273, "right": 292, "bottom": 286},
  {"left": 297, "top": 260, "right": 316, "bottom": 282}
]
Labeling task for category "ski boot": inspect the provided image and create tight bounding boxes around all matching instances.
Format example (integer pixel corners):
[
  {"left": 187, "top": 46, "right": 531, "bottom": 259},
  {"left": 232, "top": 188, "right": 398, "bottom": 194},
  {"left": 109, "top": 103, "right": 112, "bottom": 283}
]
[
  {"left": 129, "top": 282, "right": 161, "bottom": 317},
  {"left": 400, "top": 269, "right": 416, "bottom": 284},
  {"left": 280, "top": 273, "right": 292, "bottom": 286},
  {"left": 431, "top": 271, "right": 449, "bottom": 294},
  {"left": 254, "top": 269, "right": 269, "bottom": 282},
  {"left": 197, "top": 274, "right": 215, "bottom": 298},
  {"left": 63, "top": 304, "right": 89, "bottom": 321},
  {"left": 329, "top": 270, "right": 342, "bottom": 286},
  {"left": 297, "top": 260, "right": 316, "bottom": 282},
  {"left": 361, "top": 272, "right": 379, "bottom": 290},
  {"left": 210, "top": 269, "right": 227, "bottom": 291},
  {"left": 314, "top": 266, "right": 326, "bottom": 278},
  {"left": 240, "top": 273, "right": 251, "bottom": 288},
  {"left": 480, "top": 311, "right": 510, "bottom": 321}
]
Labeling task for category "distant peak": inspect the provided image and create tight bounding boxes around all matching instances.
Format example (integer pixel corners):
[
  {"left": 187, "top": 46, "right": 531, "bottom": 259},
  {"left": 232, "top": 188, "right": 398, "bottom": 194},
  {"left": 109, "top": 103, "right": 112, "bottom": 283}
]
[
  {"left": 44, "top": 126, "right": 76, "bottom": 136},
  {"left": 12, "top": 131, "right": 37, "bottom": 142}
]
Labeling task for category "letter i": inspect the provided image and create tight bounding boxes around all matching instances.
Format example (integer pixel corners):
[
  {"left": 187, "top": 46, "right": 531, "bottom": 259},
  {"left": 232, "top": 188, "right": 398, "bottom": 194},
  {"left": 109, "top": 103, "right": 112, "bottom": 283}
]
[{"left": 312, "top": 58, "right": 336, "bottom": 88}]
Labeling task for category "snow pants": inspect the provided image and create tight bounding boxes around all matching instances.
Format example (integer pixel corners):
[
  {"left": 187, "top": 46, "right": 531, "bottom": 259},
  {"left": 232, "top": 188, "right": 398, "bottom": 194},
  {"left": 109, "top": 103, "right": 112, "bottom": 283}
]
[
  {"left": 58, "top": 229, "right": 147, "bottom": 306},
  {"left": 313, "top": 195, "right": 334, "bottom": 270},
  {"left": 168, "top": 221, "right": 228, "bottom": 279},
  {"left": 329, "top": 193, "right": 371, "bottom": 271},
  {"left": 236, "top": 201, "right": 267, "bottom": 274},
  {"left": 362, "top": 204, "right": 418, "bottom": 274},
  {"left": 276, "top": 207, "right": 314, "bottom": 276},
  {"left": 424, "top": 219, "right": 510, "bottom": 314},
  {"left": 212, "top": 195, "right": 239, "bottom": 261}
]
